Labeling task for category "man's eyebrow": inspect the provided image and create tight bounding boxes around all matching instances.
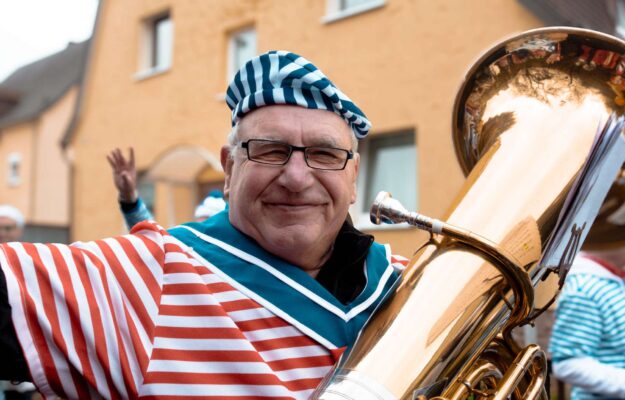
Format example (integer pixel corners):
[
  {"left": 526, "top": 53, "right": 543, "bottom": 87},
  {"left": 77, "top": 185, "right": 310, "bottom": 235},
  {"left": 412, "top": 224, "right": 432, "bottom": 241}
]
[
  {"left": 246, "top": 132, "right": 345, "bottom": 147},
  {"left": 302, "top": 133, "right": 343, "bottom": 147},
  {"left": 245, "top": 136, "right": 286, "bottom": 142},
  {"left": 311, "top": 138, "right": 347, "bottom": 148}
]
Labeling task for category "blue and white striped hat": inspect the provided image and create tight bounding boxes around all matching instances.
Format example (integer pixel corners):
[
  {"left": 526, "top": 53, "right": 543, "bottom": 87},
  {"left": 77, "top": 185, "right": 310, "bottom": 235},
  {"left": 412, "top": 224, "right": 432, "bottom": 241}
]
[{"left": 225, "top": 50, "right": 371, "bottom": 139}]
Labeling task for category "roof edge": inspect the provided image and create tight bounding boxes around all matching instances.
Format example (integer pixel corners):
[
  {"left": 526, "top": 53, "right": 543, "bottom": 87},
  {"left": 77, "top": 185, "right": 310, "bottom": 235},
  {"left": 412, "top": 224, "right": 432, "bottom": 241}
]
[{"left": 61, "top": 0, "right": 104, "bottom": 149}]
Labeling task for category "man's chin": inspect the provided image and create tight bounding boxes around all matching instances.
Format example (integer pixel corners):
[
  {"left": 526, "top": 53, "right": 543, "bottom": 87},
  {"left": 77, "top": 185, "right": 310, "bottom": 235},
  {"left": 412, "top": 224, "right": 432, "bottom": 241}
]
[{"left": 261, "top": 226, "right": 321, "bottom": 250}]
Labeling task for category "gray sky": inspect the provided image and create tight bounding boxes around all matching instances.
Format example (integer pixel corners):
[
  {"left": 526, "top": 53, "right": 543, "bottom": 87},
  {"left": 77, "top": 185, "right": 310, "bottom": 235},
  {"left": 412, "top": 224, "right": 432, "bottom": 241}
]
[{"left": 0, "top": 0, "right": 98, "bottom": 81}]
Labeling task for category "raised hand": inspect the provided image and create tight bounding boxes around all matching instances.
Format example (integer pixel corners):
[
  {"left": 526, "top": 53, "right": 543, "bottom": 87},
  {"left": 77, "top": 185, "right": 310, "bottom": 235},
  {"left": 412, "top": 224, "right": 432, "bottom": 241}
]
[{"left": 106, "top": 148, "right": 138, "bottom": 203}]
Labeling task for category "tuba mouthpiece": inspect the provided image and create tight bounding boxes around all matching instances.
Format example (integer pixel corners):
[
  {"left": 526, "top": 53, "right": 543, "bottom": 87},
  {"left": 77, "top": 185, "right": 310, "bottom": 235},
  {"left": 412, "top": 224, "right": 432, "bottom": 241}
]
[
  {"left": 370, "top": 191, "right": 407, "bottom": 225},
  {"left": 370, "top": 191, "right": 443, "bottom": 233}
]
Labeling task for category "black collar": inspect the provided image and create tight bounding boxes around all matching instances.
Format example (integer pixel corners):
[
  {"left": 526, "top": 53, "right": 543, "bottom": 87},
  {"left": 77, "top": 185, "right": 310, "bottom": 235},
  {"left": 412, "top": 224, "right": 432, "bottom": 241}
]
[{"left": 316, "top": 219, "right": 374, "bottom": 305}]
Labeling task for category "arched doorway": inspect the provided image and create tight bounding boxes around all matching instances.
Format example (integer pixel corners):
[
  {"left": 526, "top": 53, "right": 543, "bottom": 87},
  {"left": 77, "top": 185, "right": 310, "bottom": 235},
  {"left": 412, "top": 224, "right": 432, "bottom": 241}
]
[{"left": 144, "top": 145, "right": 224, "bottom": 227}]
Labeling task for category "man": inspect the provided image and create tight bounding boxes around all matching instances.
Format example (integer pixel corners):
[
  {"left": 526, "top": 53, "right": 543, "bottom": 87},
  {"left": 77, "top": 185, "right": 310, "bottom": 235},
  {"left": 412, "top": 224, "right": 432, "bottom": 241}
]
[
  {"left": 106, "top": 148, "right": 226, "bottom": 228},
  {"left": 550, "top": 247, "right": 625, "bottom": 399},
  {"left": 0, "top": 206, "right": 24, "bottom": 244},
  {"left": 0, "top": 51, "right": 406, "bottom": 399}
]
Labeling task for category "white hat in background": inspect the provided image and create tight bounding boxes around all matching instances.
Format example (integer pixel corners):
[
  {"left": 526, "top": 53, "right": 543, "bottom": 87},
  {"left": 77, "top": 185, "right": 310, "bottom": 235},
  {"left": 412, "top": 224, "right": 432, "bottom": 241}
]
[
  {"left": 0, "top": 205, "right": 24, "bottom": 228},
  {"left": 194, "top": 192, "right": 227, "bottom": 220}
]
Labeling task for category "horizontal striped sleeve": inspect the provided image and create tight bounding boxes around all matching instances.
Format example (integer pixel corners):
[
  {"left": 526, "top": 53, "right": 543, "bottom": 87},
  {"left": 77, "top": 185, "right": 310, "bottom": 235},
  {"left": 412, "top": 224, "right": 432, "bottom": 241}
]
[
  {"left": 139, "top": 234, "right": 338, "bottom": 399},
  {"left": 550, "top": 288, "right": 603, "bottom": 362},
  {"left": 0, "top": 222, "right": 169, "bottom": 399}
]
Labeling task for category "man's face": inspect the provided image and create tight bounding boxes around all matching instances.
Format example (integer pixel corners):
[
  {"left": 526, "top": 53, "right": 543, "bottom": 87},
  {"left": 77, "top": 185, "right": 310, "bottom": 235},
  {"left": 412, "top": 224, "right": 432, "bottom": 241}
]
[
  {"left": 0, "top": 216, "right": 22, "bottom": 243},
  {"left": 221, "top": 105, "right": 359, "bottom": 272}
]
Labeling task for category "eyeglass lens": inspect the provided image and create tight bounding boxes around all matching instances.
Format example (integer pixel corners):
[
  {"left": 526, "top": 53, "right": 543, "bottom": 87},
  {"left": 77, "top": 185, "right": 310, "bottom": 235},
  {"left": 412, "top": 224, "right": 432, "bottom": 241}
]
[{"left": 245, "top": 140, "right": 349, "bottom": 170}]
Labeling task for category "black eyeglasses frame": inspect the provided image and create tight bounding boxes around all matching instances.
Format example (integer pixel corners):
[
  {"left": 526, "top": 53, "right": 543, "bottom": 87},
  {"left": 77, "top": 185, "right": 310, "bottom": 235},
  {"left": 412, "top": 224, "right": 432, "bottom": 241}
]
[{"left": 240, "top": 139, "right": 354, "bottom": 171}]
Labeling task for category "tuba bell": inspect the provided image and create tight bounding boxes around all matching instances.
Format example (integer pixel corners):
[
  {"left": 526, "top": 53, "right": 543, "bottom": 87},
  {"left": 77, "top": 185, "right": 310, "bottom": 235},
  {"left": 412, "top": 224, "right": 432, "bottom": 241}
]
[{"left": 312, "top": 27, "right": 625, "bottom": 400}]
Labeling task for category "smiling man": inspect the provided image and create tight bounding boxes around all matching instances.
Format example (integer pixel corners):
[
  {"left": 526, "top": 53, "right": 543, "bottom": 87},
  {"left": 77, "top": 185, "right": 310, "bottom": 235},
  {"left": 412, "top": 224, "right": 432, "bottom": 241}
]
[
  {"left": 0, "top": 51, "right": 406, "bottom": 399},
  {"left": 224, "top": 105, "right": 359, "bottom": 277}
]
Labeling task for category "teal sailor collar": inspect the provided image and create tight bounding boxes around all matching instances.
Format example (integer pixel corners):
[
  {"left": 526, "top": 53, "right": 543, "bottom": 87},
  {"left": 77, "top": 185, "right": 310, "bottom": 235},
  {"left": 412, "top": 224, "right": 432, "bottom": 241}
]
[{"left": 168, "top": 211, "right": 400, "bottom": 350}]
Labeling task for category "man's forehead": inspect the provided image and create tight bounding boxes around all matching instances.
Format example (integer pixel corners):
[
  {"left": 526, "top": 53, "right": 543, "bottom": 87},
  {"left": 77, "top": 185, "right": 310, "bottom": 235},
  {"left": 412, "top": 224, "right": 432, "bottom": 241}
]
[
  {"left": 238, "top": 106, "right": 352, "bottom": 144},
  {"left": 0, "top": 216, "right": 17, "bottom": 226}
]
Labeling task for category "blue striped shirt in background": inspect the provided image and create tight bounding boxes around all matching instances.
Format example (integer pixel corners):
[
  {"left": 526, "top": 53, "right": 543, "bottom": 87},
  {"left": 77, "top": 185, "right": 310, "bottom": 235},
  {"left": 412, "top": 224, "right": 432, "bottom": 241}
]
[{"left": 550, "top": 256, "right": 625, "bottom": 400}]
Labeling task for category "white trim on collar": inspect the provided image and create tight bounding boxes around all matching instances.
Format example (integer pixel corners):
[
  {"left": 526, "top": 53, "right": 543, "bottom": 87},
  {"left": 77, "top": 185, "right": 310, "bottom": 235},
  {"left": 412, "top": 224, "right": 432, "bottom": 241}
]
[
  {"left": 164, "top": 233, "right": 339, "bottom": 350},
  {"left": 178, "top": 225, "right": 393, "bottom": 323}
]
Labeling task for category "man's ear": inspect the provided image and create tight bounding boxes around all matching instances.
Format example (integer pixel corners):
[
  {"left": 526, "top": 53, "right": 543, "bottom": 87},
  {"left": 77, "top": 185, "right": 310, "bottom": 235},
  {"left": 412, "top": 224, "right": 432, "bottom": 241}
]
[
  {"left": 221, "top": 146, "right": 233, "bottom": 199},
  {"left": 350, "top": 153, "right": 360, "bottom": 204}
]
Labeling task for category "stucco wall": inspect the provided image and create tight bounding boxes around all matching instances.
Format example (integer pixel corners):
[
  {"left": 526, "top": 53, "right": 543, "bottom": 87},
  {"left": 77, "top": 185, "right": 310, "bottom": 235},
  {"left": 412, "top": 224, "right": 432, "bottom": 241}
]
[
  {"left": 0, "top": 87, "right": 76, "bottom": 227},
  {"left": 32, "top": 87, "right": 76, "bottom": 226},
  {"left": 0, "top": 121, "right": 35, "bottom": 218},
  {"left": 70, "top": 0, "right": 543, "bottom": 255}
]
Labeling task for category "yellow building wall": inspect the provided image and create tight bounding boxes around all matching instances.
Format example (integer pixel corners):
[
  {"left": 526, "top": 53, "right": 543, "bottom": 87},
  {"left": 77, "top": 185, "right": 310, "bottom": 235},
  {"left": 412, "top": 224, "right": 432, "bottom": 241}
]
[
  {"left": 0, "top": 88, "right": 76, "bottom": 227},
  {"left": 0, "top": 121, "right": 35, "bottom": 218},
  {"left": 71, "top": 0, "right": 543, "bottom": 254},
  {"left": 32, "top": 87, "right": 76, "bottom": 226},
  {"left": 152, "top": 181, "right": 196, "bottom": 227}
]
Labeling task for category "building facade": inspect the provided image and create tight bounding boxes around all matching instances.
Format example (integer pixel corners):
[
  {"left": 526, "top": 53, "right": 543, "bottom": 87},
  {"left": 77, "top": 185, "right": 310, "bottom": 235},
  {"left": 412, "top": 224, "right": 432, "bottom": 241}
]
[
  {"left": 68, "top": 0, "right": 543, "bottom": 256},
  {"left": 0, "top": 41, "right": 89, "bottom": 242}
]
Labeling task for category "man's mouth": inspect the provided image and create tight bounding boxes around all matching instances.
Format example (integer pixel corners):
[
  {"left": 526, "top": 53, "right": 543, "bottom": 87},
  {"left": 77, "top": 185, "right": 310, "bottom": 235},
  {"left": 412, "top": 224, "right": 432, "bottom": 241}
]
[{"left": 264, "top": 202, "right": 324, "bottom": 211}]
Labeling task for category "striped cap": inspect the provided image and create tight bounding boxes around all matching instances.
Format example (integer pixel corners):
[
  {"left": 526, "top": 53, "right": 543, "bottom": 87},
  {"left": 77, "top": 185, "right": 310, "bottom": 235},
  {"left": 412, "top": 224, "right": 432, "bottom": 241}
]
[{"left": 225, "top": 50, "right": 371, "bottom": 139}]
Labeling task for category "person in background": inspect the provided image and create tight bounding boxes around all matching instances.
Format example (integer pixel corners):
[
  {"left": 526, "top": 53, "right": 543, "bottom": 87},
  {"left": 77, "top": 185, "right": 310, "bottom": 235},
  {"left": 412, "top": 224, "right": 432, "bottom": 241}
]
[
  {"left": 0, "top": 206, "right": 37, "bottom": 400},
  {"left": 192, "top": 190, "right": 227, "bottom": 221},
  {"left": 0, "top": 50, "right": 407, "bottom": 399},
  {"left": 107, "top": 147, "right": 152, "bottom": 228},
  {"left": 549, "top": 246, "right": 625, "bottom": 399},
  {"left": 107, "top": 148, "right": 226, "bottom": 228},
  {"left": 0, "top": 206, "right": 24, "bottom": 244}
]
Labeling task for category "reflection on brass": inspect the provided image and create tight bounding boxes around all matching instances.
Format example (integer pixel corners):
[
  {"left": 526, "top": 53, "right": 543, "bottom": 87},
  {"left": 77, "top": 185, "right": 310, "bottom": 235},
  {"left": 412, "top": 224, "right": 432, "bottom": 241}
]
[
  {"left": 499, "top": 217, "right": 542, "bottom": 268},
  {"left": 437, "top": 344, "right": 547, "bottom": 400},
  {"left": 479, "top": 112, "right": 516, "bottom": 158},
  {"left": 312, "top": 27, "right": 625, "bottom": 400},
  {"left": 370, "top": 191, "right": 534, "bottom": 329}
]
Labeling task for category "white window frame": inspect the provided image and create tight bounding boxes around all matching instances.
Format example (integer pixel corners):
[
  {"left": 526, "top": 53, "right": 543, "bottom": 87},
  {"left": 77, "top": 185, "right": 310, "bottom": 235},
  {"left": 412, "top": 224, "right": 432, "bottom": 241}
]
[
  {"left": 322, "top": 0, "right": 386, "bottom": 24},
  {"left": 351, "top": 131, "right": 417, "bottom": 230},
  {"left": 227, "top": 27, "right": 257, "bottom": 82},
  {"left": 136, "top": 12, "right": 173, "bottom": 80},
  {"left": 7, "top": 152, "right": 21, "bottom": 187},
  {"left": 617, "top": 1, "right": 625, "bottom": 40}
]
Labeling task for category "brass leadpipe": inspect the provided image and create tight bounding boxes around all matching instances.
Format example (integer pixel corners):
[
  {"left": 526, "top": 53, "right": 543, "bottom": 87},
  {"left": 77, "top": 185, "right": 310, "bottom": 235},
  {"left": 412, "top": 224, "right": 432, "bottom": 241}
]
[{"left": 370, "top": 191, "right": 533, "bottom": 329}]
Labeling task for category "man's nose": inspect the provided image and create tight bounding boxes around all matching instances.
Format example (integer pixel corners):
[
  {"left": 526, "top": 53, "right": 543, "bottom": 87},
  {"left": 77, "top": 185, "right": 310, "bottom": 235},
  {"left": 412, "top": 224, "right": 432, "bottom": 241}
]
[{"left": 276, "top": 150, "right": 314, "bottom": 191}]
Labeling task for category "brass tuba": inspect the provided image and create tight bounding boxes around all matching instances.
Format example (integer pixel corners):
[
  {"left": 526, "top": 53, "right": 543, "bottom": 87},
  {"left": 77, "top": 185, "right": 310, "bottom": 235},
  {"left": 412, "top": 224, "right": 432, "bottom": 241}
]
[{"left": 312, "top": 27, "right": 625, "bottom": 400}]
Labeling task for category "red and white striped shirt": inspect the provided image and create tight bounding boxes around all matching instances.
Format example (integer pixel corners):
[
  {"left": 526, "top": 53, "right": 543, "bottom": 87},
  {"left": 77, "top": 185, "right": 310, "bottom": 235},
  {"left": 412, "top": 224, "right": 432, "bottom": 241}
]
[{"left": 1, "top": 222, "right": 343, "bottom": 399}]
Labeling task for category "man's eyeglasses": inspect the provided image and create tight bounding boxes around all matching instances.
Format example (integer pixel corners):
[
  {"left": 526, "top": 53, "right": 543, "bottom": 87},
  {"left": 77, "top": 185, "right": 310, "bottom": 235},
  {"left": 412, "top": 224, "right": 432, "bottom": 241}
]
[{"left": 241, "top": 139, "right": 353, "bottom": 171}]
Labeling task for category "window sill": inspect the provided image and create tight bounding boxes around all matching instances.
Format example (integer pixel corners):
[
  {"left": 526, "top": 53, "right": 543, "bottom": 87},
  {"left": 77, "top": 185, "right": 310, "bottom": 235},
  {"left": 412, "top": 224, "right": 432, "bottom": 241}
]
[
  {"left": 134, "top": 66, "right": 171, "bottom": 81},
  {"left": 321, "top": 0, "right": 386, "bottom": 24}
]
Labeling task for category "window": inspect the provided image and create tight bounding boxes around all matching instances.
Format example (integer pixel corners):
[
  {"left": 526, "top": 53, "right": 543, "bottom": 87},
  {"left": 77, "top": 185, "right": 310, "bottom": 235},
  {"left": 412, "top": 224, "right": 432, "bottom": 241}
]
[
  {"left": 228, "top": 28, "right": 257, "bottom": 81},
  {"left": 7, "top": 152, "right": 21, "bottom": 186},
  {"left": 137, "top": 12, "right": 173, "bottom": 78},
  {"left": 354, "top": 130, "right": 417, "bottom": 228},
  {"left": 339, "top": 0, "right": 376, "bottom": 10},
  {"left": 151, "top": 15, "right": 173, "bottom": 69},
  {"left": 323, "top": 0, "right": 386, "bottom": 23},
  {"left": 617, "top": 1, "right": 625, "bottom": 40}
]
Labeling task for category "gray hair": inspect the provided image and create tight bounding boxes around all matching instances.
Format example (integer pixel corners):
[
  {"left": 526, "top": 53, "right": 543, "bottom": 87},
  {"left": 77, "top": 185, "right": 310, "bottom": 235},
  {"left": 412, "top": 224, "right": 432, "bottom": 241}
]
[{"left": 226, "top": 122, "right": 359, "bottom": 159}]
